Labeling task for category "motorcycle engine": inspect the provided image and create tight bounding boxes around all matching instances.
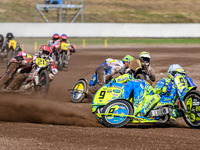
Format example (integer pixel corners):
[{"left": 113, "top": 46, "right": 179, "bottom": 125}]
[{"left": 147, "top": 106, "right": 171, "bottom": 118}]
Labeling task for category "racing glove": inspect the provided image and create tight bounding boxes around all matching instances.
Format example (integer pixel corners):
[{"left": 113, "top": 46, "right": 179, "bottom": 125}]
[{"left": 162, "top": 80, "right": 172, "bottom": 93}]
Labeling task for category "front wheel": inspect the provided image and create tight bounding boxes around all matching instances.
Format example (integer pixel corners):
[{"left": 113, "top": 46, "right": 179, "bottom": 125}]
[
  {"left": 35, "top": 69, "right": 49, "bottom": 97},
  {"left": 102, "top": 99, "right": 133, "bottom": 128},
  {"left": 71, "top": 80, "right": 87, "bottom": 103},
  {"left": 182, "top": 90, "right": 200, "bottom": 128}
]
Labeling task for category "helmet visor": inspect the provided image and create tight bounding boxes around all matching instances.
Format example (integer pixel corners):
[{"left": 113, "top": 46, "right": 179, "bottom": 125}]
[
  {"left": 43, "top": 50, "right": 50, "bottom": 55},
  {"left": 142, "top": 57, "right": 150, "bottom": 63}
]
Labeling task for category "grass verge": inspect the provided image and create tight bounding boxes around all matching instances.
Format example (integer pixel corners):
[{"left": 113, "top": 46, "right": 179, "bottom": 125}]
[{"left": 16, "top": 37, "right": 200, "bottom": 46}]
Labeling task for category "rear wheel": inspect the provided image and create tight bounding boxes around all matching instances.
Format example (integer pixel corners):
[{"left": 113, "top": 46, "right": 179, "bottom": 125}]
[
  {"left": 62, "top": 51, "right": 66, "bottom": 67},
  {"left": 183, "top": 90, "right": 200, "bottom": 128},
  {"left": 102, "top": 99, "right": 133, "bottom": 128},
  {"left": 57, "top": 53, "right": 63, "bottom": 71},
  {"left": 71, "top": 80, "right": 87, "bottom": 103}
]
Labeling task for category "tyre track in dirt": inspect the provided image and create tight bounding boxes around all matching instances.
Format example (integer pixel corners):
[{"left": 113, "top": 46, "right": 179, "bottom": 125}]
[{"left": 0, "top": 46, "right": 200, "bottom": 149}]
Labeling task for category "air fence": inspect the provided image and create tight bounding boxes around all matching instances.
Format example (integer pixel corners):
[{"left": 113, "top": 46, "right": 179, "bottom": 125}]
[{"left": 0, "top": 23, "right": 200, "bottom": 50}]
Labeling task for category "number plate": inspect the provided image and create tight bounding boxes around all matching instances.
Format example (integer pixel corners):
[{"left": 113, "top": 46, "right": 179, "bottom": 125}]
[
  {"left": 61, "top": 43, "right": 69, "bottom": 50},
  {"left": 36, "top": 58, "right": 46, "bottom": 67}
]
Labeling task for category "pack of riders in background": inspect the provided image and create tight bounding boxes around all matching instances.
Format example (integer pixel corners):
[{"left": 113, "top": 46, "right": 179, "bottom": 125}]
[
  {"left": 0, "top": 33, "right": 22, "bottom": 64},
  {"left": 0, "top": 32, "right": 76, "bottom": 93},
  {"left": 48, "top": 33, "right": 76, "bottom": 69}
]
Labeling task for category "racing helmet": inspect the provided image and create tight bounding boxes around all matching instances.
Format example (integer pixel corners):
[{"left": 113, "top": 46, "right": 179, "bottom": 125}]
[
  {"left": 167, "top": 64, "right": 186, "bottom": 79},
  {"left": 39, "top": 45, "right": 51, "bottom": 58},
  {"left": 61, "top": 34, "right": 68, "bottom": 42},
  {"left": 0, "top": 34, "right": 4, "bottom": 44},
  {"left": 52, "top": 33, "right": 60, "bottom": 41},
  {"left": 139, "top": 51, "right": 151, "bottom": 63},
  {"left": 6, "top": 32, "right": 14, "bottom": 40},
  {"left": 122, "top": 55, "right": 134, "bottom": 67}
]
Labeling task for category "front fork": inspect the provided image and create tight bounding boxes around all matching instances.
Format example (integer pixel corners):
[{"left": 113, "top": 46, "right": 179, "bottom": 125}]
[{"left": 33, "top": 68, "right": 41, "bottom": 86}]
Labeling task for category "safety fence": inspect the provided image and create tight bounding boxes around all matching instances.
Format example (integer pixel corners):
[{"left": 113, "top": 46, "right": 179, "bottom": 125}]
[{"left": 1, "top": 23, "right": 200, "bottom": 38}]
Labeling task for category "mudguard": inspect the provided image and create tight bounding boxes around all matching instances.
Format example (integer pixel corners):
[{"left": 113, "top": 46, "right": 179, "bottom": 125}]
[{"left": 91, "top": 82, "right": 124, "bottom": 113}]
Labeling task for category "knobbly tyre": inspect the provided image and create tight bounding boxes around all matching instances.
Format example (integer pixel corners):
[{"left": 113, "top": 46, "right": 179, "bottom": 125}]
[
  {"left": 91, "top": 73, "right": 200, "bottom": 128},
  {"left": 0, "top": 58, "right": 49, "bottom": 96},
  {"left": 128, "top": 59, "right": 153, "bottom": 85},
  {"left": 91, "top": 82, "right": 123, "bottom": 123},
  {"left": 69, "top": 73, "right": 113, "bottom": 103}
]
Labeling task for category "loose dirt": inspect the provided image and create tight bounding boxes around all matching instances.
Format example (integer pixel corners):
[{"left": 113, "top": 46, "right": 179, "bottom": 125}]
[{"left": 0, "top": 46, "right": 200, "bottom": 150}]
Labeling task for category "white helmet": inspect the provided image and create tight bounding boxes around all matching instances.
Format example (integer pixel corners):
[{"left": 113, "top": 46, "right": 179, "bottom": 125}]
[{"left": 139, "top": 51, "right": 150, "bottom": 64}]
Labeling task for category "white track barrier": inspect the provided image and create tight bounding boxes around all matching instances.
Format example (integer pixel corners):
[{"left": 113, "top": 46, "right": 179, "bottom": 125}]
[{"left": 0, "top": 23, "right": 200, "bottom": 38}]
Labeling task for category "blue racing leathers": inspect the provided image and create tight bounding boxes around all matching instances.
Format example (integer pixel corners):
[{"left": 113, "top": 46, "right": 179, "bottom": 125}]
[
  {"left": 154, "top": 77, "right": 182, "bottom": 119},
  {"left": 118, "top": 79, "right": 160, "bottom": 116}
]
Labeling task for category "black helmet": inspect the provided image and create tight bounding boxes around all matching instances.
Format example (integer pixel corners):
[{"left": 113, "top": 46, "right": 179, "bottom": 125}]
[
  {"left": 6, "top": 32, "right": 14, "bottom": 39},
  {"left": 0, "top": 34, "right": 4, "bottom": 43}
]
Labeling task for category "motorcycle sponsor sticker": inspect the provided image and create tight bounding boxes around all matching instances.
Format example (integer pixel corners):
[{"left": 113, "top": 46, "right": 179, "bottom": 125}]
[
  {"left": 107, "top": 91, "right": 112, "bottom": 93},
  {"left": 112, "top": 94, "right": 118, "bottom": 96},
  {"left": 111, "top": 97, "right": 117, "bottom": 99},
  {"left": 196, "top": 106, "right": 200, "bottom": 111},
  {"left": 193, "top": 101, "right": 200, "bottom": 106},
  {"left": 113, "top": 89, "right": 120, "bottom": 93}
]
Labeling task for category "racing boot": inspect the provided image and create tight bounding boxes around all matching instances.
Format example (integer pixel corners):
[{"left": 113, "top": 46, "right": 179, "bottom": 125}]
[
  {"left": 169, "top": 116, "right": 176, "bottom": 123},
  {"left": 168, "top": 105, "right": 182, "bottom": 123}
]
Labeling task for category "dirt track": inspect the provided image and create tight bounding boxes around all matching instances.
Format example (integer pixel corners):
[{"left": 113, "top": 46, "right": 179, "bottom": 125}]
[{"left": 0, "top": 46, "right": 200, "bottom": 150}]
